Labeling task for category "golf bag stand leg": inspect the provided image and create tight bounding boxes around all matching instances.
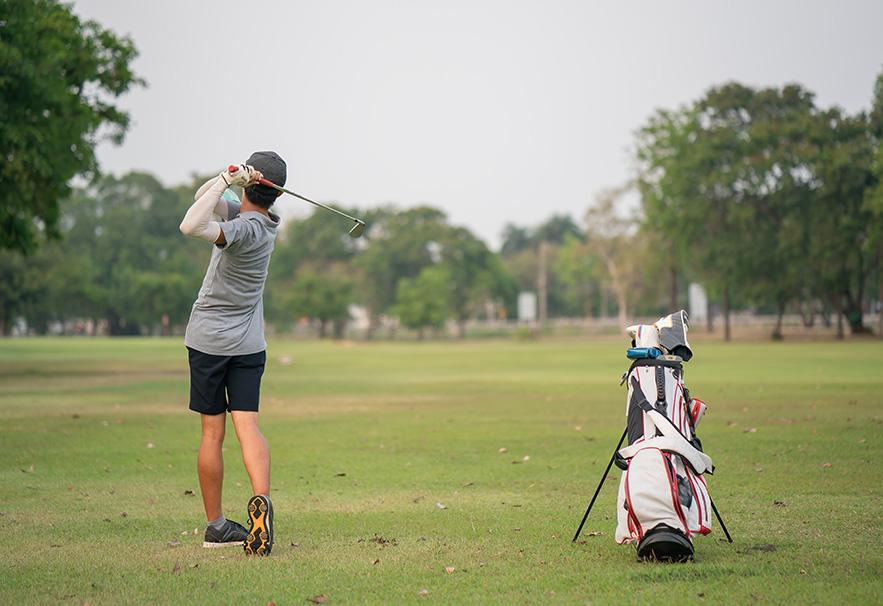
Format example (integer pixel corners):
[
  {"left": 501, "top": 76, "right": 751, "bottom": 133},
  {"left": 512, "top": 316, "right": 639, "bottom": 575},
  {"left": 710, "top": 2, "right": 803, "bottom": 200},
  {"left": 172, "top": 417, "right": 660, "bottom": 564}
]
[
  {"left": 571, "top": 427, "right": 628, "bottom": 542},
  {"left": 709, "top": 496, "right": 734, "bottom": 543}
]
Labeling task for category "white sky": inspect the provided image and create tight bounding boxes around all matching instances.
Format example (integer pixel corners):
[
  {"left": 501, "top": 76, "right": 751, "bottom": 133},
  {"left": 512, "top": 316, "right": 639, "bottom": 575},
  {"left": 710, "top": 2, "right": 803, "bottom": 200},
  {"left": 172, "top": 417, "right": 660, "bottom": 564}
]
[{"left": 73, "top": 0, "right": 883, "bottom": 249}]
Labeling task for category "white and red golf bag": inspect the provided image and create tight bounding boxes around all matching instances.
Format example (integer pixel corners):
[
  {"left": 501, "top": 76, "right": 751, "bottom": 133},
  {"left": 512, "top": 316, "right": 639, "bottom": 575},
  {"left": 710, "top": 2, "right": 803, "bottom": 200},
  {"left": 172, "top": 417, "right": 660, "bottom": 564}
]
[{"left": 614, "top": 311, "right": 716, "bottom": 561}]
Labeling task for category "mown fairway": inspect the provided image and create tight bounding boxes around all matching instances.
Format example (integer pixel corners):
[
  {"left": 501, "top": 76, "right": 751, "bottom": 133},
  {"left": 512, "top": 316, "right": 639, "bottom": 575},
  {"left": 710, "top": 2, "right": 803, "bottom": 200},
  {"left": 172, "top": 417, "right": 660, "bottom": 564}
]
[{"left": 0, "top": 337, "right": 881, "bottom": 605}]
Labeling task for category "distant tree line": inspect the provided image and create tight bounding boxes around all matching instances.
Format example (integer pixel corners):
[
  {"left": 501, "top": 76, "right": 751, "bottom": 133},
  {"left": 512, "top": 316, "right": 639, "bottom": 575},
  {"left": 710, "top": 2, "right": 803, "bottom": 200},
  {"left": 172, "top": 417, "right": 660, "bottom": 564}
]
[{"left": 0, "top": 173, "right": 677, "bottom": 338}]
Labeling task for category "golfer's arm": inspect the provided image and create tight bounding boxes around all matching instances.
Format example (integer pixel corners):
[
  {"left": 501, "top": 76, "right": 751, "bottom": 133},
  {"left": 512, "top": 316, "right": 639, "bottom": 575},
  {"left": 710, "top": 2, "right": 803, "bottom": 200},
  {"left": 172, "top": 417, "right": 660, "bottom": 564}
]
[
  {"left": 180, "top": 178, "right": 225, "bottom": 244},
  {"left": 194, "top": 176, "right": 234, "bottom": 219}
]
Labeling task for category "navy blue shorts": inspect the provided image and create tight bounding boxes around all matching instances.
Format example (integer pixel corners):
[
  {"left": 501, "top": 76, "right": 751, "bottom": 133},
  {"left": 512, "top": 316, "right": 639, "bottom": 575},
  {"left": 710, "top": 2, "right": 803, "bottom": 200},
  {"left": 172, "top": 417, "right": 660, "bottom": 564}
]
[{"left": 187, "top": 347, "right": 266, "bottom": 415}]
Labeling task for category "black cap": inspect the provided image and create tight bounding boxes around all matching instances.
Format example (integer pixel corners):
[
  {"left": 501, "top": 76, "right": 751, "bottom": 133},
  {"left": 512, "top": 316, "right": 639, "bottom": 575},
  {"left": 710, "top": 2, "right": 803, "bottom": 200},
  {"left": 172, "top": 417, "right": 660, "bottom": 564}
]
[{"left": 246, "top": 151, "right": 287, "bottom": 188}]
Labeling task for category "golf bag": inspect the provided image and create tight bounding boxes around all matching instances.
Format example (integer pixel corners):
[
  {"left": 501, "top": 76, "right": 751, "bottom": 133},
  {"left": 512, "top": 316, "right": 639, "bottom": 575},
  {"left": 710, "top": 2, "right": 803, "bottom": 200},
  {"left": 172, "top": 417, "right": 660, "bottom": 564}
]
[{"left": 614, "top": 311, "right": 716, "bottom": 561}]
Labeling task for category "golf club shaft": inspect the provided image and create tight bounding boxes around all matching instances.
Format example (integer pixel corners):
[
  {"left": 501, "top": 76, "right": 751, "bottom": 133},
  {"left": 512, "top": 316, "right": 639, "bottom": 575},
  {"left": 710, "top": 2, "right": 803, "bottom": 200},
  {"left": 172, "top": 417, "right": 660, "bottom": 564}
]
[
  {"left": 572, "top": 427, "right": 628, "bottom": 542},
  {"left": 226, "top": 165, "right": 365, "bottom": 226},
  {"left": 261, "top": 180, "right": 364, "bottom": 225}
]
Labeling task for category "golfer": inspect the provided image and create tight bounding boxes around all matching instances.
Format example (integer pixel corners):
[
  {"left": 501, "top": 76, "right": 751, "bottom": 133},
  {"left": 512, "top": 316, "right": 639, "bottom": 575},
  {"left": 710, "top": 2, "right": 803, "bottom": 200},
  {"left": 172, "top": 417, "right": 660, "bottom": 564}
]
[{"left": 179, "top": 151, "right": 286, "bottom": 556}]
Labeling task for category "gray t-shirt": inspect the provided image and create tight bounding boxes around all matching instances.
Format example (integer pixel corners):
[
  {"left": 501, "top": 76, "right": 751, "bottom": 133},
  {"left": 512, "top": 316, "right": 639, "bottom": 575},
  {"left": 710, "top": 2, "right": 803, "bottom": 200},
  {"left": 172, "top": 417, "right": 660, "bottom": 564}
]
[{"left": 184, "top": 201, "right": 280, "bottom": 356}]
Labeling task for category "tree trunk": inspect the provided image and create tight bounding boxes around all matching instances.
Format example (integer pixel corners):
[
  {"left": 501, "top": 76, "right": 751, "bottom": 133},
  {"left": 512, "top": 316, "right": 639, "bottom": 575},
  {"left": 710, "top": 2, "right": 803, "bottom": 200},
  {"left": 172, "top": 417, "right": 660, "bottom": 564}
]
[
  {"left": 843, "top": 291, "right": 869, "bottom": 334},
  {"left": 365, "top": 314, "right": 379, "bottom": 340},
  {"left": 417, "top": 327, "right": 425, "bottom": 340},
  {"left": 604, "top": 257, "right": 627, "bottom": 329},
  {"left": 835, "top": 297, "right": 844, "bottom": 339},
  {"left": 706, "top": 297, "right": 714, "bottom": 333},
  {"left": 457, "top": 318, "right": 466, "bottom": 339},
  {"left": 317, "top": 319, "right": 327, "bottom": 339},
  {"left": 771, "top": 302, "right": 785, "bottom": 340},
  {"left": 601, "top": 286, "right": 608, "bottom": 320},
  {"left": 669, "top": 265, "right": 678, "bottom": 312},
  {"left": 537, "top": 241, "right": 548, "bottom": 327},
  {"left": 879, "top": 244, "right": 883, "bottom": 339},
  {"left": 613, "top": 287, "right": 628, "bottom": 331},
  {"left": 878, "top": 244, "right": 883, "bottom": 338},
  {"left": 799, "top": 301, "right": 815, "bottom": 328},
  {"left": 333, "top": 319, "right": 345, "bottom": 339},
  {"left": 818, "top": 304, "right": 832, "bottom": 328},
  {"left": 722, "top": 286, "right": 731, "bottom": 342}
]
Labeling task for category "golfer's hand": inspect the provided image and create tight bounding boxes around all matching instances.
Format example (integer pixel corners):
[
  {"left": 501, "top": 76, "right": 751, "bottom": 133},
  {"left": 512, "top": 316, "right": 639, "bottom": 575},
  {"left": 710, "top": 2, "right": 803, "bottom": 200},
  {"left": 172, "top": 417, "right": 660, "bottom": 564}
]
[{"left": 221, "top": 164, "right": 262, "bottom": 187}]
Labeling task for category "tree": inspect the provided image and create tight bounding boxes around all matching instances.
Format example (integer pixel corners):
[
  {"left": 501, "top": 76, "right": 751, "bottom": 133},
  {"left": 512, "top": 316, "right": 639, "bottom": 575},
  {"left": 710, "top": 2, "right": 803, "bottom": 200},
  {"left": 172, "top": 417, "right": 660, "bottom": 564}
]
[
  {"left": 554, "top": 235, "right": 601, "bottom": 319},
  {"left": 499, "top": 224, "right": 534, "bottom": 256},
  {"left": 0, "top": 172, "right": 207, "bottom": 335},
  {"left": 266, "top": 204, "right": 364, "bottom": 331},
  {"left": 699, "top": 84, "right": 822, "bottom": 339},
  {"left": 500, "top": 215, "right": 582, "bottom": 255},
  {"left": 637, "top": 83, "right": 832, "bottom": 339},
  {"left": 393, "top": 266, "right": 450, "bottom": 338},
  {"left": 61, "top": 172, "right": 205, "bottom": 334},
  {"left": 356, "top": 207, "right": 448, "bottom": 334},
  {"left": 802, "top": 108, "right": 876, "bottom": 335},
  {"left": 438, "top": 226, "right": 508, "bottom": 337},
  {"left": 281, "top": 268, "right": 355, "bottom": 338},
  {"left": 584, "top": 188, "right": 646, "bottom": 329},
  {"left": 534, "top": 215, "right": 583, "bottom": 245},
  {"left": 499, "top": 215, "right": 586, "bottom": 318},
  {"left": 0, "top": 0, "right": 144, "bottom": 253},
  {"left": 0, "top": 250, "right": 29, "bottom": 334},
  {"left": 863, "top": 68, "right": 883, "bottom": 337}
]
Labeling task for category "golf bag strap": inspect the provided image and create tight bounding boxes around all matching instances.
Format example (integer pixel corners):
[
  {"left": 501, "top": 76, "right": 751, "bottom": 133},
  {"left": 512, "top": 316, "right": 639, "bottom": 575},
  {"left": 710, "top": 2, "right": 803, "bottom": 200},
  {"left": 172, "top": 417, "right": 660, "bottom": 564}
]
[
  {"left": 619, "top": 436, "right": 712, "bottom": 475},
  {"left": 620, "top": 378, "right": 714, "bottom": 474},
  {"left": 654, "top": 366, "right": 667, "bottom": 416},
  {"left": 620, "top": 357, "right": 683, "bottom": 386}
]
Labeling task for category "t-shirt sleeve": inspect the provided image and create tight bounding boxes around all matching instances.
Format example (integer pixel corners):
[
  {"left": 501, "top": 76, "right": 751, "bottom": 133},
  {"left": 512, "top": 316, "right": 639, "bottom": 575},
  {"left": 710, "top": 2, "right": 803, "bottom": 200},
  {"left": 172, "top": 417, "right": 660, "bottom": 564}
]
[
  {"left": 217, "top": 217, "right": 256, "bottom": 253},
  {"left": 225, "top": 199, "right": 241, "bottom": 219}
]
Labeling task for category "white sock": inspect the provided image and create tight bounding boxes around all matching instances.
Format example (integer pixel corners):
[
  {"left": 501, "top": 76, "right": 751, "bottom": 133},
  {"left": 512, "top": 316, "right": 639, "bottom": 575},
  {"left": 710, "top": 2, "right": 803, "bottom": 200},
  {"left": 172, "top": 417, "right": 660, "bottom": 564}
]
[{"left": 207, "top": 515, "right": 226, "bottom": 529}]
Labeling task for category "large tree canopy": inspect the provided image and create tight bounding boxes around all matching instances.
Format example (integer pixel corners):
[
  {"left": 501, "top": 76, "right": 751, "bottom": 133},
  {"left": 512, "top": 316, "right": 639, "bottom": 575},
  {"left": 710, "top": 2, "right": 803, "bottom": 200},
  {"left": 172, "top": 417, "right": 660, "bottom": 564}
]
[
  {"left": 636, "top": 77, "right": 883, "bottom": 337},
  {"left": 0, "top": 0, "right": 143, "bottom": 253}
]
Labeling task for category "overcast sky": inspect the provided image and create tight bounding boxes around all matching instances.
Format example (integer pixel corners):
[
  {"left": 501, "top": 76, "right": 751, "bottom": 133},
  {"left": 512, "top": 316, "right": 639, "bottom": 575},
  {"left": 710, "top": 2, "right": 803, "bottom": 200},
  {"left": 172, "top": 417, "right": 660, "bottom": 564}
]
[{"left": 73, "top": 0, "right": 883, "bottom": 249}]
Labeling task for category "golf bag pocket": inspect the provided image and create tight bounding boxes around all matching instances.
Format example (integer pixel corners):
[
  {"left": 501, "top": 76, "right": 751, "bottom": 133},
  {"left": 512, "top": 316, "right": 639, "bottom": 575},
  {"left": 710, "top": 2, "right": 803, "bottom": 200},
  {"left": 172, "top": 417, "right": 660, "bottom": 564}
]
[
  {"left": 616, "top": 448, "right": 687, "bottom": 543},
  {"left": 681, "top": 464, "right": 712, "bottom": 535},
  {"left": 689, "top": 398, "right": 707, "bottom": 426}
]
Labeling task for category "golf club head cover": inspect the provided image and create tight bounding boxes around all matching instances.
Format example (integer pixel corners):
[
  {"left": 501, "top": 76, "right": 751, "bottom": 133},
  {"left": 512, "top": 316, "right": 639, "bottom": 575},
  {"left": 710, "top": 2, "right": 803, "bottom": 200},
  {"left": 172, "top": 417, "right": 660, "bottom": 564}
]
[{"left": 626, "top": 324, "right": 661, "bottom": 349}]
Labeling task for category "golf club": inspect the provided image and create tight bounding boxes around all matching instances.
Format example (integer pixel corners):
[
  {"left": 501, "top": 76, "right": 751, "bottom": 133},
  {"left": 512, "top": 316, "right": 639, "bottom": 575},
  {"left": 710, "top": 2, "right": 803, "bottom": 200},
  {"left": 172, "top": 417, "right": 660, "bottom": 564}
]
[{"left": 227, "top": 165, "right": 367, "bottom": 238}]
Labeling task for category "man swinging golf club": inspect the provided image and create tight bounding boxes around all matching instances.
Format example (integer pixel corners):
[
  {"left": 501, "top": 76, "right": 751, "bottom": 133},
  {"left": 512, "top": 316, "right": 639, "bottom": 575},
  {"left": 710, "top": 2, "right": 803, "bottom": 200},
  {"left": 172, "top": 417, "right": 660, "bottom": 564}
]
[{"left": 179, "top": 151, "right": 286, "bottom": 556}]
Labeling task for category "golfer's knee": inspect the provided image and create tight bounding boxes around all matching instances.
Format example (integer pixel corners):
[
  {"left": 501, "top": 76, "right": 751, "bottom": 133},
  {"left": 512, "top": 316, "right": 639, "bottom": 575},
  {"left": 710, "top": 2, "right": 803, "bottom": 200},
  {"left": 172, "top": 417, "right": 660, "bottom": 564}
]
[
  {"left": 201, "top": 424, "right": 225, "bottom": 444},
  {"left": 231, "top": 411, "right": 261, "bottom": 434}
]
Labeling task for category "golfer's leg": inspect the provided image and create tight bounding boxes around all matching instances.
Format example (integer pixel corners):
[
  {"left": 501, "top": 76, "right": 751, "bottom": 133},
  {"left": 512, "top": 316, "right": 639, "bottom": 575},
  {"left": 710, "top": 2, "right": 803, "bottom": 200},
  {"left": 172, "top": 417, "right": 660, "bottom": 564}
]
[
  {"left": 231, "top": 411, "right": 270, "bottom": 495},
  {"left": 197, "top": 413, "right": 226, "bottom": 520}
]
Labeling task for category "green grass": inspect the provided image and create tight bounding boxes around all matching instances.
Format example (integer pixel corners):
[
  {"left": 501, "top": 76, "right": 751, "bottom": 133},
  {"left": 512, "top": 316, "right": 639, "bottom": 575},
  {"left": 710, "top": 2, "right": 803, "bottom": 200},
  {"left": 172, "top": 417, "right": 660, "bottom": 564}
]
[{"left": 0, "top": 337, "right": 881, "bottom": 605}]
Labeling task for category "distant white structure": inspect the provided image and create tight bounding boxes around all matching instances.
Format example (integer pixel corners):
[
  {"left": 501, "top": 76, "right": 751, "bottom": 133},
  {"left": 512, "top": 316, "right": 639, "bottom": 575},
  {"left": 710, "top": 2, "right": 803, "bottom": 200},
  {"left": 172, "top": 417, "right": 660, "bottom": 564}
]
[
  {"left": 689, "top": 283, "right": 708, "bottom": 323},
  {"left": 518, "top": 291, "right": 538, "bottom": 323},
  {"left": 348, "top": 304, "right": 370, "bottom": 330}
]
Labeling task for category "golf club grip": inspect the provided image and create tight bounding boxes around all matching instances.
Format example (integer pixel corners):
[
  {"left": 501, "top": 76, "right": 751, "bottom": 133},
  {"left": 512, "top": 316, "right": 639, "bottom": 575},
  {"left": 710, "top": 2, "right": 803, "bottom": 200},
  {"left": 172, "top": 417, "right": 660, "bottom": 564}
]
[{"left": 259, "top": 177, "right": 281, "bottom": 190}]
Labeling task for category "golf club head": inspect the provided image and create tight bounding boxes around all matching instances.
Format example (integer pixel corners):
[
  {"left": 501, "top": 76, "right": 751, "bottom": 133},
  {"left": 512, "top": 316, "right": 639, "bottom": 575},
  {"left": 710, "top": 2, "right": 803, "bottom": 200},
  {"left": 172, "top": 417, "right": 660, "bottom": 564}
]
[{"left": 349, "top": 221, "right": 366, "bottom": 238}]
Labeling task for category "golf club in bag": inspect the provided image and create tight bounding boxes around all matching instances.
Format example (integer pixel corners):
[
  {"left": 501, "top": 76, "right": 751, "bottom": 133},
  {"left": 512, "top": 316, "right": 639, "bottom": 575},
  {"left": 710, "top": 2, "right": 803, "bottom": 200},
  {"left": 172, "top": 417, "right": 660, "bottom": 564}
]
[
  {"left": 227, "top": 165, "right": 367, "bottom": 238},
  {"left": 572, "top": 311, "right": 732, "bottom": 562}
]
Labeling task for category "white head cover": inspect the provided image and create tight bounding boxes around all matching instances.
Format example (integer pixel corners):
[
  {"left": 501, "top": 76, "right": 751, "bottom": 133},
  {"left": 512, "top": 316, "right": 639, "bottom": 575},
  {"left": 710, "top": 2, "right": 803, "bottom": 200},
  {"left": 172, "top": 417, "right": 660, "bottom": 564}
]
[
  {"left": 626, "top": 324, "right": 661, "bottom": 349},
  {"left": 654, "top": 310, "right": 692, "bottom": 361}
]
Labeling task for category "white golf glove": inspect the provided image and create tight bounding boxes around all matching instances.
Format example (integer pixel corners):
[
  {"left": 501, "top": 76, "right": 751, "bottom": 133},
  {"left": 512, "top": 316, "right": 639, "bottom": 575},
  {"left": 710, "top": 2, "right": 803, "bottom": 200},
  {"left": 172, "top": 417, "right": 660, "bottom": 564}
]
[{"left": 221, "top": 164, "right": 262, "bottom": 187}]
